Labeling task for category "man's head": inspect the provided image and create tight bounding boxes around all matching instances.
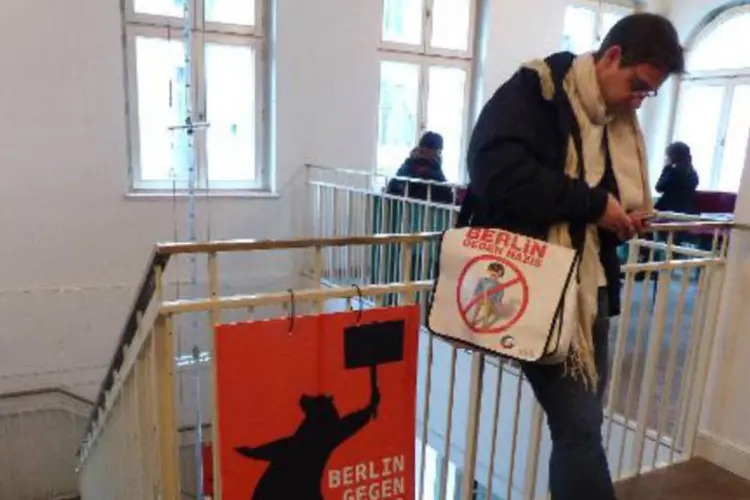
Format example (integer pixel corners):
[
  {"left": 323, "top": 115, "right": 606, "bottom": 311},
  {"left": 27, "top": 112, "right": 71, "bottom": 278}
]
[
  {"left": 419, "top": 131, "right": 444, "bottom": 155},
  {"left": 594, "top": 13, "right": 684, "bottom": 114}
]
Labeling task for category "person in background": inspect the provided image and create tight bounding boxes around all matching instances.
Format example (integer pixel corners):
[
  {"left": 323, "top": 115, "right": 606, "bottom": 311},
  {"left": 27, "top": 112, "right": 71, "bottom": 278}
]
[
  {"left": 458, "top": 13, "right": 684, "bottom": 500},
  {"left": 385, "top": 131, "right": 455, "bottom": 204},
  {"left": 654, "top": 141, "right": 699, "bottom": 214}
]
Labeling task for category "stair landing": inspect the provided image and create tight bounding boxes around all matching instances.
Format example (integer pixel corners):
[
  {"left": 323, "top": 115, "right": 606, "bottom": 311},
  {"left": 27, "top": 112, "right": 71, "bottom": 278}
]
[{"left": 616, "top": 459, "right": 750, "bottom": 500}]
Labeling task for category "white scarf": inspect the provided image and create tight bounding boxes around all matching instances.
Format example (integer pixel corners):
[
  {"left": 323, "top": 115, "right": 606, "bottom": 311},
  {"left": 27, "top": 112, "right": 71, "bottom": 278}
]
[{"left": 547, "top": 54, "right": 653, "bottom": 388}]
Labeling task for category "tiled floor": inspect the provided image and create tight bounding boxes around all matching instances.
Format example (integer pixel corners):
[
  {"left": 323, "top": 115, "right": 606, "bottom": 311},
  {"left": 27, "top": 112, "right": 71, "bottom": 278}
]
[{"left": 616, "top": 459, "right": 750, "bottom": 500}]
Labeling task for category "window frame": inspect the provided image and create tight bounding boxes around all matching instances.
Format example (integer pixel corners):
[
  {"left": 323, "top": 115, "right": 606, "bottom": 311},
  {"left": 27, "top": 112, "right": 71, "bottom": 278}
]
[
  {"left": 684, "top": 4, "right": 750, "bottom": 79},
  {"left": 670, "top": 5, "right": 750, "bottom": 193},
  {"left": 123, "top": 0, "right": 270, "bottom": 193},
  {"left": 673, "top": 77, "right": 750, "bottom": 191},
  {"left": 375, "top": 54, "right": 472, "bottom": 182},
  {"left": 378, "top": 0, "right": 478, "bottom": 59},
  {"left": 375, "top": 0, "right": 478, "bottom": 184}
]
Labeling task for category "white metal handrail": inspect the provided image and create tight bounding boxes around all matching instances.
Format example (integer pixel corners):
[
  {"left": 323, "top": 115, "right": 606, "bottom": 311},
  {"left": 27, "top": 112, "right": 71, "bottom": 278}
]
[
  {"left": 306, "top": 164, "right": 735, "bottom": 497},
  {"left": 77, "top": 233, "right": 441, "bottom": 500},
  {"left": 78, "top": 163, "right": 737, "bottom": 500}
]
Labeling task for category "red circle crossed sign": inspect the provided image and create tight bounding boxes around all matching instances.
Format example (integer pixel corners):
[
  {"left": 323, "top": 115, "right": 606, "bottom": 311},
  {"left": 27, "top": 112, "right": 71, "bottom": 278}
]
[{"left": 455, "top": 254, "right": 529, "bottom": 334}]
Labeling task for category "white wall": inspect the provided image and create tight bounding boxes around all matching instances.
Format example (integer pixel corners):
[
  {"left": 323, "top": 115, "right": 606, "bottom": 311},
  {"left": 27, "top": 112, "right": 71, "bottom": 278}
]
[
  {"left": 695, "top": 141, "right": 750, "bottom": 479},
  {"left": 0, "top": 0, "right": 572, "bottom": 402},
  {"left": 0, "top": 390, "right": 90, "bottom": 499}
]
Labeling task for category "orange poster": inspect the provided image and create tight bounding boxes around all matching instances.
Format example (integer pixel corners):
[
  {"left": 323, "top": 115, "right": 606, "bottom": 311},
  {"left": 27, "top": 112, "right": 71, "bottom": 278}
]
[{"left": 214, "top": 306, "right": 420, "bottom": 500}]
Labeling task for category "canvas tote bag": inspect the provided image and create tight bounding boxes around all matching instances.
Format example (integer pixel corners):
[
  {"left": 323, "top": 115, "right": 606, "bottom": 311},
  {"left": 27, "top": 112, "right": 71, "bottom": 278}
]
[{"left": 427, "top": 227, "right": 580, "bottom": 364}]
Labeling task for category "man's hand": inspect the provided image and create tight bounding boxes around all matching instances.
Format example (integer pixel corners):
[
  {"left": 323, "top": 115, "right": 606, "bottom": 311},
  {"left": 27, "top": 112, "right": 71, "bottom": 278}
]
[
  {"left": 628, "top": 210, "right": 653, "bottom": 236},
  {"left": 598, "top": 194, "right": 635, "bottom": 241}
]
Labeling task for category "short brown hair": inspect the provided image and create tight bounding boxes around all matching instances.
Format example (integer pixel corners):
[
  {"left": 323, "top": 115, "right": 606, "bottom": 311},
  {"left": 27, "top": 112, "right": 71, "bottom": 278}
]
[
  {"left": 488, "top": 262, "right": 505, "bottom": 275},
  {"left": 596, "top": 13, "right": 685, "bottom": 75}
]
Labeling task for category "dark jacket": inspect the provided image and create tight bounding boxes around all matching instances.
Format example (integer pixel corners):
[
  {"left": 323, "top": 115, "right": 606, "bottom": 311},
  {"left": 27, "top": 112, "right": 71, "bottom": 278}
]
[
  {"left": 458, "top": 52, "right": 624, "bottom": 317},
  {"left": 385, "top": 148, "right": 455, "bottom": 204},
  {"left": 654, "top": 164, "right": 699, "bottom": 214}
]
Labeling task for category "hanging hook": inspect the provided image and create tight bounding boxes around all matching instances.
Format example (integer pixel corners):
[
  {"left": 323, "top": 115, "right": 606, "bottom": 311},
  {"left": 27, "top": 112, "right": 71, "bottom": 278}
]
[
  {"left": 352, "top": 284, "right": 364, "bottom": 325},
  {"left": 287, "top": 289, "right": 296, "bottom": 335}
]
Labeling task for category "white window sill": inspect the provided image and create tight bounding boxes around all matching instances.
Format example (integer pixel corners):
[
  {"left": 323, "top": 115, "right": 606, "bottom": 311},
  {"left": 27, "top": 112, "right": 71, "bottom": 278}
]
[{"left": 125, "top": 190, "right": 281, "bottom": 200}]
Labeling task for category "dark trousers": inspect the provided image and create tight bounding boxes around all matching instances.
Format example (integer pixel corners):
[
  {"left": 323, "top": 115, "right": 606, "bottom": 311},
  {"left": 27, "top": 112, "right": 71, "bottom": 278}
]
[{"left": 521, "top": 288, "right": 616, "bottom": 500}]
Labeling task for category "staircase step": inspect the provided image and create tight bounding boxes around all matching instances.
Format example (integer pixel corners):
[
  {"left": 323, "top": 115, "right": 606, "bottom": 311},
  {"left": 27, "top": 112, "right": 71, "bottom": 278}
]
[{"left": 616, "top": 458, "right": 750, "bottom": 500}]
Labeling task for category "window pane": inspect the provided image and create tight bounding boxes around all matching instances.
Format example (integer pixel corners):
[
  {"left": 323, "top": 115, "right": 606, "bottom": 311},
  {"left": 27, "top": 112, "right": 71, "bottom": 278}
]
[
  {"left": 382, "top": 0, "right": 423, "bottom": 45},
  {"left": 431, "top": 0, "right": 471, "bottom": 52},
  {"left": 205, "top": 43, "right": 256, "bottom": 182},
  {"left": 561, "top": 6, "right": 597, "bottom": 53},
  {"left": 717, "top": 85, "right": 750, "bottom": 192},
  {"left": 134, "top": 0, "right": 185, "bottom": 18},
  {"left": 688, "top": 11, "right": 750, "bottom": 72},
  {"left": 205, "top": 0, "right": 255, "bottom": 26},
  {"left": 426, "top": 66, "right": 467, "bottom": 183},
  {"left": 673, "top": 84, "right": 726, "bottom": 189},
  {"left": 376, "top": 61, "right": 420, "bottom": 175},
  {"left": 135, "top": 36, "right": 189, "bottom": 182}
]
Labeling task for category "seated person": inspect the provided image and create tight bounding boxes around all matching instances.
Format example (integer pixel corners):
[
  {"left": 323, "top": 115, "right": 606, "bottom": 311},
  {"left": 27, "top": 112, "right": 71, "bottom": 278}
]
[
  {"left": 655, "top": 141, "right": 699, "bottom": 215},
  {"left": 385, "top": 132, "right": 455, "bottom": 204}
]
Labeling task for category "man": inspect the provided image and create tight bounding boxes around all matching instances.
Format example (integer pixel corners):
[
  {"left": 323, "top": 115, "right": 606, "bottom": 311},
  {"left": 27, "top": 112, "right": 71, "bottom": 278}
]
[
  {"left": 458, "top": 14, "right": 684, "bottom": 500},
  {"left": 385, "top": 131, "right": 455, "bottom": 204}
]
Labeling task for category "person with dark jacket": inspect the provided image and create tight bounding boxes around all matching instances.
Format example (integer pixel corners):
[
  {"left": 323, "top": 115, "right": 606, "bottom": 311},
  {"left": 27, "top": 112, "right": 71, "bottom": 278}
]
[
  {"left": 458, "top": 14, "right": 684, "bottom": 500},
  {"left": 655, "top": 141, "right": 699, "bottom": 214},
  {"left": 385, "top": 132, "right": 455, "bottom": 204}
]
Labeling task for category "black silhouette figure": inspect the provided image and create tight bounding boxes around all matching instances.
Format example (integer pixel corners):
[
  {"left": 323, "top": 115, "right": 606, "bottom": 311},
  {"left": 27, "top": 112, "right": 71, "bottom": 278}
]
[
  {"left": 235, "top": 388, "right": 380, "bottom": 500},
  {"left": 235, "top": 319, "right": 405, "bottom": 500}
]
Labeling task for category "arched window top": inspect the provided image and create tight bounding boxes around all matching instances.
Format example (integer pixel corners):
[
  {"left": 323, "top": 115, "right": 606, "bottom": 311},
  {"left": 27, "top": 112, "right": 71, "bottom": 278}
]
[{"left": 688, "top": 6, "right": 750, "bottom": 73}]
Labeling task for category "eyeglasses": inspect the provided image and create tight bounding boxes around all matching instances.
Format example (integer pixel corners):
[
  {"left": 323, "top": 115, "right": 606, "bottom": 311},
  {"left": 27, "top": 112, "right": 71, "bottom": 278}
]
[{"left": 631, "top": 76, "right": 658, "bottom": 98}]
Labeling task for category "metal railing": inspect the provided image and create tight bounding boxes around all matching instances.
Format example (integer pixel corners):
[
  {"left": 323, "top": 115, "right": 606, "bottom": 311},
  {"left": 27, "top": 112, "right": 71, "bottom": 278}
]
[
  {"left": 307, "top": 164, "right": 734, "bottom": 496},
  {"left": 76, "top": 233, "right": 439, "bottom": 499},
  {"left": 77, "top": 164, "right": 735, "bottom": 500}
]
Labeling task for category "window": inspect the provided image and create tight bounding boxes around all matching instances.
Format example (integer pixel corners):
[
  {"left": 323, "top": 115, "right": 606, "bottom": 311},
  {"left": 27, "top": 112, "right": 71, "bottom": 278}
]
[
  {"left": 376, "top": 0, "right": 477, "bottom": 184},
  {"left": 125, "top": 0, "right": 268, "bottom": 192},
  {"left": 561, "top": 1, "right": 632, "bottom": 54},
  {"left": 671, "top": 6, "right": 750, "bottom": 192}
]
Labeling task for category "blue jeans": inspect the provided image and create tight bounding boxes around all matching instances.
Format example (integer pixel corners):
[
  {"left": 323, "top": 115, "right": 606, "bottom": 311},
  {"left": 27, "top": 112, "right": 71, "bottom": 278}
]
[{"left": 521, "top": 289, "right": 616, "bottom": 500}]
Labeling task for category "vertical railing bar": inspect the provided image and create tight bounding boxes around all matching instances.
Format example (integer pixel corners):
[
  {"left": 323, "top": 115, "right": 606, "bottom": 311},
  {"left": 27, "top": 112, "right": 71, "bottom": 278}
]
[
  {"left": 670, "top": 267, "right": 705, "bottom": 463},
  {"left": 616, "top": 237, "right": 658, "bottom": 478},
  {"left": 134, "top": 312, "right": 146, "bottom": 499},
  {"left": 651, "top": 269, "right": 691, "bottom": 468},
  {"left": 344, "top": 190, "right": 358, "bottom": 279},
  {"left": 604, "top": 241, "right": 638, "bottom": 451},
  {"left": 460, "top": 353, "right": 485, "bottom": 500},
  {"left": 378, "top": 197, "right": 389, "bottom": 286},
  {"left": 402, "top": 241, "right": 414, "bottom": 305},
  {"left": 438, "top": 347, "right": 459, "bottom": 500},
  {"left": 314, "top": 245, "right": 324, "bottom": 313},
  {"left": 398, "top": 186, "right": 409, "bottom": 286},
  {"left": 148, "top": 324, "right": 162, "bottom": 493},
  {"left": 418, "top": 333, "right": 436, "bottom": 500},
  {"left": 506, "top": 372, "right": 526, "bottom": 500},
  {"left": 485, "top": 363, "right": 504, "bottom": 500},
  {"left": 364, "top": 193, "right": 374, "bottom": 284},
  {"left": 327, "top": 186, "right": 334, "bottom": 280},
  {"left": 207, "top": 252, "right": 221, "bottom": 500},
  {"left": 632, "top": 268, "right": 672, "bottom": 474}
]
